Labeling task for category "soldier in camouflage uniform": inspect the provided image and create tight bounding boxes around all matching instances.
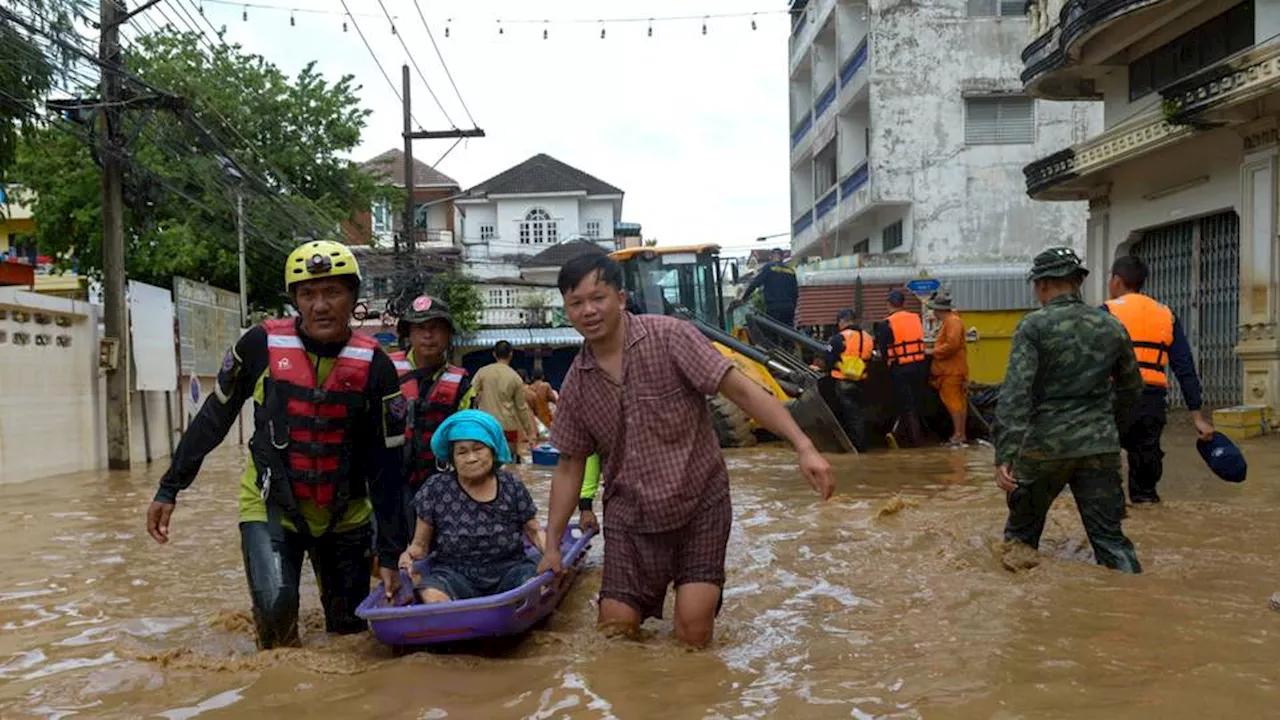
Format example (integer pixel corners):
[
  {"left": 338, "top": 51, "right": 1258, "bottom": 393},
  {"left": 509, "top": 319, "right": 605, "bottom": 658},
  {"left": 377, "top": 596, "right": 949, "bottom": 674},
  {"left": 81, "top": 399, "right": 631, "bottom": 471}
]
[{"left": 994, "top": 247, "right": 1144, "bottom": 574}]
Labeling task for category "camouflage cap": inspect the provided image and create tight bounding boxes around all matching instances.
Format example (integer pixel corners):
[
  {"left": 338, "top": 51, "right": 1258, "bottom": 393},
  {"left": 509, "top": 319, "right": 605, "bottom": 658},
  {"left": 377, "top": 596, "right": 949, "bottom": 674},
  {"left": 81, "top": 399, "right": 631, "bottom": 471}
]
[
  {"left": 399, "top": 294, "right": 455, "bottom": 333},
  {"left": 1027, "top": 246, "right": 1089, "bottom": 282}
]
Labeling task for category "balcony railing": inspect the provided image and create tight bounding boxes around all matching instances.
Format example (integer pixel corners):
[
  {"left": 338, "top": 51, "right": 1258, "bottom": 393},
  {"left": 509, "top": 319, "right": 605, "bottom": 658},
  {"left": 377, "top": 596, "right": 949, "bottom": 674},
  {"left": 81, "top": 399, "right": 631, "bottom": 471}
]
[
  {"left": 407, "top": 228, "right": 454, "bottom": 249},
  {"left": 815, "top": 80, "right": 837, "bottom": 119},
  {"left": 479, "top": 306, "right": 555, "bottom": 328},
  {"left": 840, "top": 162, "right": 869, "bottom": 200},
  {"left": 793, "top": 208, "right": 814, "bottom": 237},
  {"left": 791, "top": 111, "right": 813, "bottom": 149},
  {"left": 1022, "top": 0, "right": 1164, "bottom": 93},
  {"left": 840, "top": 38, "right": 868, "bottom": 88},
  {"left": 815, "top": 187, "right": 839, "bottom": 220}
]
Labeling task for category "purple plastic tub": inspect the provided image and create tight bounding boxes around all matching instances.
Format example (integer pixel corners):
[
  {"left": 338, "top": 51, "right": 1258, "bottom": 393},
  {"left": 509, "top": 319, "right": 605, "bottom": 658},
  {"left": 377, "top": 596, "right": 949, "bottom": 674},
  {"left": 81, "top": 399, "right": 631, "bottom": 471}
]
[{"left": 357, "top": 524, "right": 595, "bottom": 647}]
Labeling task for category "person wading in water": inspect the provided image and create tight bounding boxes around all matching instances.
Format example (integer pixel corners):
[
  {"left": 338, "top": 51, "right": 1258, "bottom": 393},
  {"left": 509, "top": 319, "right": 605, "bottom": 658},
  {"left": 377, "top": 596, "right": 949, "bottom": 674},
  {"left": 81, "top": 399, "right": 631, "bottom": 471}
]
[
  {"left": 538, "top": 253, "right": 835, "bottom": 648},
  {"left": 146, "top": 241, "right": 409, "bottom": 648}
]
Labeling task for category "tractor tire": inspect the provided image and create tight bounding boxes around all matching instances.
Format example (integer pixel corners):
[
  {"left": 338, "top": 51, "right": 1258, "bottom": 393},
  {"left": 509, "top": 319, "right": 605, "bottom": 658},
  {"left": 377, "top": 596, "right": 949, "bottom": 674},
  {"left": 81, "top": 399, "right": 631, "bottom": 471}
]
[{"left": 709, "top": 394, "right": 757, "bottom": 448}]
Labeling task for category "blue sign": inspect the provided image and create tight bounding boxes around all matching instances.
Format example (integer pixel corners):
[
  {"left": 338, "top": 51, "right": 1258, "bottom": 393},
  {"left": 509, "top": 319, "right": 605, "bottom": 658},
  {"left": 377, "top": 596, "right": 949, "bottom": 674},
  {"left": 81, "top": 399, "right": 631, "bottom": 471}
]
[{"left": 905, "top": 278, "right": 940, "bottom": 296}]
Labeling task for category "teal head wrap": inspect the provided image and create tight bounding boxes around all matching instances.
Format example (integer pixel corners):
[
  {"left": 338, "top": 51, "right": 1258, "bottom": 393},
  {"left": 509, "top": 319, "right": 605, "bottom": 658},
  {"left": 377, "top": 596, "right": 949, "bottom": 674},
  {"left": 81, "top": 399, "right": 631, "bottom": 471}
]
[{"left": 430, "top": 409, "right": 513, "bottom": 465}]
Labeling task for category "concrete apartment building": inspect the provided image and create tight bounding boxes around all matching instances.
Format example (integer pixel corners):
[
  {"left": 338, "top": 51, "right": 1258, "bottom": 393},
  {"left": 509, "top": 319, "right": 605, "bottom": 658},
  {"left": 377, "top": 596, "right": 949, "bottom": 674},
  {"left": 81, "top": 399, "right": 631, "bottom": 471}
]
[
  {"left": 1021, "top": 0, "right": 1275, "bottom": 409},
  {"left": 786, "top": 0, "right": 1099, "bottom": 331}
]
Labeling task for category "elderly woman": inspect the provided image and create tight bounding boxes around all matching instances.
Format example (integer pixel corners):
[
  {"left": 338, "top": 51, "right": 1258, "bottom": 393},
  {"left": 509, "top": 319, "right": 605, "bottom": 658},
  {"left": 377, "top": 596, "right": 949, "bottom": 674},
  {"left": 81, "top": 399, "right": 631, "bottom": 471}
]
[{"left": 397, "top": 410, "right": 546, "bottom": 604}]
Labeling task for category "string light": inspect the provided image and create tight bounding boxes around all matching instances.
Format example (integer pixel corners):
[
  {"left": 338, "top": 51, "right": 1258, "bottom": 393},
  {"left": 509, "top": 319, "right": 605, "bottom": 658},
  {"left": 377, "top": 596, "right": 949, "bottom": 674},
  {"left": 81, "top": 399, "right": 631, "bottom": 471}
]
[{"left": 194, "top": 0, "right": 782, "bottom": 37}]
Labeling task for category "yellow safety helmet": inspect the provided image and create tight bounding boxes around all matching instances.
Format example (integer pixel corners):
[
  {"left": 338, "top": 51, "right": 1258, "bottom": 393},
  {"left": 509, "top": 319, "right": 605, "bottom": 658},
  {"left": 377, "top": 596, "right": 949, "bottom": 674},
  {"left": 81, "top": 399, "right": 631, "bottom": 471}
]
[{"left": 284, "top": 240, "right": 361, "bottom": 291}]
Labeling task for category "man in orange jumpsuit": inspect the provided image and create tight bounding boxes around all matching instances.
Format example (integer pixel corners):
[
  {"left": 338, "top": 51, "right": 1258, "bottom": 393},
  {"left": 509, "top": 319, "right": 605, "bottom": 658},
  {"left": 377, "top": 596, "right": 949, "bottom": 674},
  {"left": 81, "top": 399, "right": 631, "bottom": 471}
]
[{"left": 928, "top": 290, "right": 969, "bottom": 447}]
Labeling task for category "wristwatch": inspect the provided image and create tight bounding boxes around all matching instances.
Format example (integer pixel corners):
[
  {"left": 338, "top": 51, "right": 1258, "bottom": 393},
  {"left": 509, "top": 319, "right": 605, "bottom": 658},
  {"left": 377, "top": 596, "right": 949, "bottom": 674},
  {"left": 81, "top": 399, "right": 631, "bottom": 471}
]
[{"left": 578, "top": 498, "right": 593, "bottom": 512}]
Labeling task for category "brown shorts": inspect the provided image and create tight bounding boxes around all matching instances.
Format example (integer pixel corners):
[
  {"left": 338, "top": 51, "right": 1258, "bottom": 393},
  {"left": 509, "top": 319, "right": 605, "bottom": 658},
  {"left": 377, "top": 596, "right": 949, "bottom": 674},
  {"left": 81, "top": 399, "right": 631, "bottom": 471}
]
[{"left": 600, "top": 493, "right": 733, "bottom": 620}]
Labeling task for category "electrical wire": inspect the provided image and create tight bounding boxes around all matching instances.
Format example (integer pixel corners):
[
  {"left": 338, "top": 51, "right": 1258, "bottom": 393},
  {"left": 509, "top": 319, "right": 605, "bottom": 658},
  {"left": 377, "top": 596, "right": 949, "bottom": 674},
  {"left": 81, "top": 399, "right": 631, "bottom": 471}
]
[
  {"left": 373, "top": 0, "right": 454, "bottom": 129},
  {"left": 410, "top": 0, "right": 476, "bottom": 128},
  {"left": 336, "top": 0, "right": 424, "bottom": 132}
]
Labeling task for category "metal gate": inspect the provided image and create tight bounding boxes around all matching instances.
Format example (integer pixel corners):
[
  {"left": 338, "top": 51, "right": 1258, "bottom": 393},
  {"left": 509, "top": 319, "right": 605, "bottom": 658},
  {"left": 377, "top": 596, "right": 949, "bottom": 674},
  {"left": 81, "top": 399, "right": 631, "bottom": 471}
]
[{"left": 1131, "top": 212, "right": 1241, "bottom": 408}]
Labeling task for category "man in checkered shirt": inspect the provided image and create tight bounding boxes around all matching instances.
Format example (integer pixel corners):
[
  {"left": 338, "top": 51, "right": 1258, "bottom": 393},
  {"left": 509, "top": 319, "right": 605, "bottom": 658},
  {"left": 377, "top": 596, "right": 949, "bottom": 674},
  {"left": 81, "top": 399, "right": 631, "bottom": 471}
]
[{"left": 538, "top": 253, "right": 836, "bottom": 648}]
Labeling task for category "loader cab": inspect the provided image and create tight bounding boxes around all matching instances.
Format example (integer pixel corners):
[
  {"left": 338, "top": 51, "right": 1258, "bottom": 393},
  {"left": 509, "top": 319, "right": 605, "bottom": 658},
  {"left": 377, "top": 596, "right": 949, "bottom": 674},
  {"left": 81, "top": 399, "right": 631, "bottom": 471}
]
[{"left": 611, "top": 244, "right": 728, "bottom": 330}]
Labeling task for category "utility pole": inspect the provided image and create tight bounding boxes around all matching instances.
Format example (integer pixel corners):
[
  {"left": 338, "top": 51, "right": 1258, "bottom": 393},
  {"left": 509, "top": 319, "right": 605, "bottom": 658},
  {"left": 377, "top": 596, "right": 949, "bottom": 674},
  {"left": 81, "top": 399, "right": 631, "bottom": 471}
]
[
  {"left": 237, "top": 190, "right": 247, "bottom": 325},
  {"left": 101, "top": 0, "right": 131, "bottom": 470},
  {"left": 397, "top": 64, "right": 413, "bottom": 294},
  {"left": 396, "top": 63, "right": 485, "bottom": 299}
]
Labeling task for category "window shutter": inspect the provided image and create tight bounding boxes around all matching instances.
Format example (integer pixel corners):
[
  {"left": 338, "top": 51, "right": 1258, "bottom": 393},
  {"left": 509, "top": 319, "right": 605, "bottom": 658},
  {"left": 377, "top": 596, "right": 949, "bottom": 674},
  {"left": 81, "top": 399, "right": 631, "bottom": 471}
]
[
  {"left": 999, "top": 0, "right": 1025, "bottom": 16},
  {"left": 967, "top": 0, "right": 997, "bottom": 16},
  {"left": 965, "top": 96, "right": 1034, "bottom": 144}
]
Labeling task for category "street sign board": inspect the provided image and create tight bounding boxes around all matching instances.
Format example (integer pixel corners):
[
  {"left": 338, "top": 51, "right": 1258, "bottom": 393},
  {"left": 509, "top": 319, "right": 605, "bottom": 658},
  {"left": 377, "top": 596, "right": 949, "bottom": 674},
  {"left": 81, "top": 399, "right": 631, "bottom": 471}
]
[{"left": 905, "top": 278, "right": 940, "bottom": 296}]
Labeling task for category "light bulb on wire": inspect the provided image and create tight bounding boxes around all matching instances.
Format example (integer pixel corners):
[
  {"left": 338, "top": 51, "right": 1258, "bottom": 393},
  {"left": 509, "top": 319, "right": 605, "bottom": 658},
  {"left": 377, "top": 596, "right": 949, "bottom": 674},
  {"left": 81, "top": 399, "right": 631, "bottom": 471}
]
[
  {"left": 600, "top": 23, "right": 606, "bottom": 39},
  {"left": 752, "top": 14, "right": 758, "bottom": 30},
  {"left": 702, "top": 17, "right": 708, "bottom": 35},
  {"left": 289, "top": 12, "right": 295, "bottom": 27},
  {"left": 648, "top": 19, "right": 653, "bottom": 37},
  {"left": 498, "top": 20, "right": 503, "bottom": 35},
  {"left": 241, "top": 5, "right": 247, "bottom": 21}
]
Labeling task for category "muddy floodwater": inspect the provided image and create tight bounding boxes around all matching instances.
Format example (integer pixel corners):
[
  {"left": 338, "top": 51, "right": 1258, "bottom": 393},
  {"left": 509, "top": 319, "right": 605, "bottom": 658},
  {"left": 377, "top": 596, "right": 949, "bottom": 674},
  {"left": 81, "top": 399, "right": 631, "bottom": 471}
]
[{"left": 1, "top": 419, "right": 1278, "bottom": 719}]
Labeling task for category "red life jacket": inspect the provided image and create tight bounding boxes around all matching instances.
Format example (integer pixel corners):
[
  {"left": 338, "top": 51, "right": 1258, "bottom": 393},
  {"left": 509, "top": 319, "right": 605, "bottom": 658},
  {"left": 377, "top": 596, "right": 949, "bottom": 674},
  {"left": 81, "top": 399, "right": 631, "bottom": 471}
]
[
  {"left": 389, "top": 350, "right": 467, "bottom": 485},
  {"left": 264, "top": 318, "right": 377, "bottom": 507}
]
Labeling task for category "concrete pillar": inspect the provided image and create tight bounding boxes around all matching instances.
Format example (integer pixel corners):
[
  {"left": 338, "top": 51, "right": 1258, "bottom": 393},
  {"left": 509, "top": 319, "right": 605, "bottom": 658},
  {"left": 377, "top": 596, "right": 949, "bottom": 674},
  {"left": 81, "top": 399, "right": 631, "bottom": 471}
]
[{"left": 1237, "top": 141, "right": 1280, "bottom": 408}]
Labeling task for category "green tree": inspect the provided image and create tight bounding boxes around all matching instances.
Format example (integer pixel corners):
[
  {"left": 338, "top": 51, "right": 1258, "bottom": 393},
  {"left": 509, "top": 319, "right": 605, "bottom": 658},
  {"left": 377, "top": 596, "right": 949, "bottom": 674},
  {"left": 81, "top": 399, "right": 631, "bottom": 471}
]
[
  {"left": 13, "top": 29, "right": 379, "bottom": 310},
  {"left": 427, "top": 270, "right": 483, "bottom": 334},
  {"left": 0, "top": 0, "right": 86, "bottom": 179}
]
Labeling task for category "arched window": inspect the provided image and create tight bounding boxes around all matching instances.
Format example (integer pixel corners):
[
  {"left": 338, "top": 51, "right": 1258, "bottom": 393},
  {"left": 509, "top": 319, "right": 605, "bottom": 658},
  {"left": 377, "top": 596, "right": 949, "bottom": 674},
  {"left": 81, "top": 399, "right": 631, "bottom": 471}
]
[{"left": 519, "top": 208, "right": 557, "bottom": 245}]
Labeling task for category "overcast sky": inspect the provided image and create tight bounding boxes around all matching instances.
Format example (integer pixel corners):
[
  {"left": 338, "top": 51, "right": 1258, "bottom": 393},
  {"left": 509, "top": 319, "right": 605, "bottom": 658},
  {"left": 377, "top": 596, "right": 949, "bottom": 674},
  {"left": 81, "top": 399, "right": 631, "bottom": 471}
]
[{"left": 189, "top": 0, "right": 792, "bottom": 255}]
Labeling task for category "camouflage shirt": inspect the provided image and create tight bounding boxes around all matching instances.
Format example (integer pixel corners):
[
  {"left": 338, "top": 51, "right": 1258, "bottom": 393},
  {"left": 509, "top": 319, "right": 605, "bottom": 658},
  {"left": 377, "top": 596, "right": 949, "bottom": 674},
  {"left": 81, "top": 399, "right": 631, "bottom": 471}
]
[{"left": 994, "top": 292, "right": 1143, "bottom": 466}]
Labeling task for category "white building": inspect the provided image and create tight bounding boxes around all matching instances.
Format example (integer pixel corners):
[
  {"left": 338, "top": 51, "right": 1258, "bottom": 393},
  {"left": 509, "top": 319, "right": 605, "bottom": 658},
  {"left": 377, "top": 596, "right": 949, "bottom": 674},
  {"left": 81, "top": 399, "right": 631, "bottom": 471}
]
[
  {"left": 453, "top": 154, "right": 623, "bottom": 331},
  {"left": 1021, "top": 0, "right": 1277, "bottom": 409},
  {"left": 787, "top": 0, "right": 1098, "bottom": 268}
]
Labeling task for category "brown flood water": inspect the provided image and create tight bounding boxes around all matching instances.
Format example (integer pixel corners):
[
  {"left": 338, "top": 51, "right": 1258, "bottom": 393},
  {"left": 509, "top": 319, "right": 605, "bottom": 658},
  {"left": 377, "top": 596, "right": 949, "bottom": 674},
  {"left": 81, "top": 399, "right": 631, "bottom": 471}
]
[{"left": 1, "top": 418, "right": 1278, "bottom": 719}]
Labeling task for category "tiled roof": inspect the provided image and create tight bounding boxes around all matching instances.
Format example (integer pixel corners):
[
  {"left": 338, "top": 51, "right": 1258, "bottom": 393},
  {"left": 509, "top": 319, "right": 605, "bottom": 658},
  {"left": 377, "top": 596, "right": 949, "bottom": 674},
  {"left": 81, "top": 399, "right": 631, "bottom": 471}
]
[
  {"left": 464, "top": 154, "right": 622, "bottom": 197},
  {"left": 359, "top": 148, "right": 459, "bottom": 188},
  {"left": 519, "top": 239, "right": 610, "bottom": 268}
]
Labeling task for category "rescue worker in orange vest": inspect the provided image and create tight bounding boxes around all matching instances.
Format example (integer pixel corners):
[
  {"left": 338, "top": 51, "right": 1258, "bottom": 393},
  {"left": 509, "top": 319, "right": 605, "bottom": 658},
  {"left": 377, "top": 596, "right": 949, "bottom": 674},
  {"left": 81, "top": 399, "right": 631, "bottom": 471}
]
[
  {"left": 827, "top": 308, "right": 875, "bottom": 451},
  {"left": 146, "top": 241, "right": 409, "bottom": 649},
  {"left": 389, "top": 294, "right": 475, "bottom": 523},
  {"left": 875, "top": 289, "right": 928, "bottom": 447},
  {"left": 1104, "top": 255, "right": 1215, "bottom": 504}
]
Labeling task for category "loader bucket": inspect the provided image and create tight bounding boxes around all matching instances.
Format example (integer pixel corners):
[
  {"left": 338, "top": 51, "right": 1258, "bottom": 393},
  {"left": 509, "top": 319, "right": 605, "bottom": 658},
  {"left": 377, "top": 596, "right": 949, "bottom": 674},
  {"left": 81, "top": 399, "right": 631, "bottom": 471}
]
[{"left": 785, "top": 387, "right": 856, "bottom": 454}]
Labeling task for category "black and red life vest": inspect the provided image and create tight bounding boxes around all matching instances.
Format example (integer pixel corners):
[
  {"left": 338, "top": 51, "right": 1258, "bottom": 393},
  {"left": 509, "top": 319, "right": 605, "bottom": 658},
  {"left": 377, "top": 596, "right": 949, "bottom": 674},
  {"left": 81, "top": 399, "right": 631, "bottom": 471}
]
[
  {"left": 390, "top": 350, "right": 467, "bottom": 485},
  {"left": 264, "top": 318, "right": 377, "bottom": 508}
]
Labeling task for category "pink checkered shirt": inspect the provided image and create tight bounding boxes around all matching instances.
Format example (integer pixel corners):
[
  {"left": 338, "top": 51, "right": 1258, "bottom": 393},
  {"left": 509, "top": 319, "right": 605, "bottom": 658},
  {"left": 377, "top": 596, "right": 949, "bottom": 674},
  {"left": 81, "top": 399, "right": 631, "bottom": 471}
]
[{"left": 550, "top": 313, "right": 734, "bottom": 533}]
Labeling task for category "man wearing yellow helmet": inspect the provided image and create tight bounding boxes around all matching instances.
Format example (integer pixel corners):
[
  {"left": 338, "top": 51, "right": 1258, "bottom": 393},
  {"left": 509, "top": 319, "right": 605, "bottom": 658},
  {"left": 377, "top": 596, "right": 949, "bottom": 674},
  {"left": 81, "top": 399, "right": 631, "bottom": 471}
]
[{"left": 145, "top": 240, "right": 410, "bottom": 649}]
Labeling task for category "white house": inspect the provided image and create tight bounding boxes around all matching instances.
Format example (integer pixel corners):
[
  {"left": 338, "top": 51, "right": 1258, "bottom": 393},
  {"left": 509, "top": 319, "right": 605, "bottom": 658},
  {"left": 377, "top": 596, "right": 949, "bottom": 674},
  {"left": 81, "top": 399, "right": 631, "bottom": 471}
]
[
  {"left": 453, "top": 154, "right": 623, "bottom": 333},
  {"left": 454, "top": 153, "right": 624, "bottom": 282}
]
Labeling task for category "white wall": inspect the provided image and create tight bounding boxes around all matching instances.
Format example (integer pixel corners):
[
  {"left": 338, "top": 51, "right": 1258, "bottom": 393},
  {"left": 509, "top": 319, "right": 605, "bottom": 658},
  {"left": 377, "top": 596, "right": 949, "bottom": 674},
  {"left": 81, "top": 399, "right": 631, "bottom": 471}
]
[
  {"left": 580, "top": 199, "right": 618, "bottom": 239},
  {"left": 457, "top": 203, "right": 498, "bottom": 244},
  {"left": 1102, "top": 127, "right": 1243, "bottom": 255},
  {"left": 867, "top": 0, "right": 1099, "bottom": 264},
  {"left": 0, "top": 289, "right": 248, "bottom": 484}
]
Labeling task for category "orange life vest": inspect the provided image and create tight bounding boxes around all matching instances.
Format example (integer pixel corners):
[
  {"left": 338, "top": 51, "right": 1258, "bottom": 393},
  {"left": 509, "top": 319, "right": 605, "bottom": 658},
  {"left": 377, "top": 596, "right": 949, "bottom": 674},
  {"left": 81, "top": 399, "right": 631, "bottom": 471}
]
[
  {"left": 886, "top": 310, "right": 926, "bottom": 366},
  {"left": 263, "top": 318, "right": 377, "bottom": 508},
  {"left": 1105, "top": 293, "right": 1174, "bottom": 387},
  {"left": 390, "top": 350, "right": 467, "bottom": 485},
  {"left": 831, "top": 328, "right": 874, "bottom": 381}
]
